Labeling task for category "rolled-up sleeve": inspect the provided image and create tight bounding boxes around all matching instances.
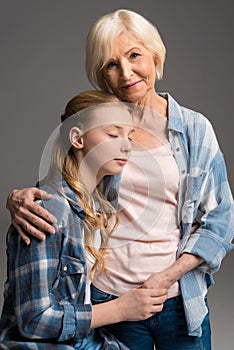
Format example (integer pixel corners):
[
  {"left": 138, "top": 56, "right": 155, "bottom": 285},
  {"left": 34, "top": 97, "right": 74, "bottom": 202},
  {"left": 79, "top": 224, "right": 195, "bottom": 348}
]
[
  {"left": 8, "top": 193, "right": 92, "bottom": 342},
  {"left": 181, "top": 121, "right": 234, "bottom": 272}
]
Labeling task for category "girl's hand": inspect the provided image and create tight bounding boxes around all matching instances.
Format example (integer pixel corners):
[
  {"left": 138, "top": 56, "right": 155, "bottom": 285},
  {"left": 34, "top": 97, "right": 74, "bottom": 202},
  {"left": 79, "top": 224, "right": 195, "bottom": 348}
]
[
  {"left": 117, "top": 288, "right": 167, "bottom": 321},
  {"left": 91, "top": 288, "right": 167, "bottom": 328},
  {"left": 6, "top": 188, "right": 57, "bottom": 245}
]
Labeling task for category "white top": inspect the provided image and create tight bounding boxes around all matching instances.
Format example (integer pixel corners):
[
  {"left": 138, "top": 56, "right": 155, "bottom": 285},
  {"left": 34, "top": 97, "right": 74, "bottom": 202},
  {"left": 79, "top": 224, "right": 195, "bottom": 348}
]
[{"left": 93, "top": 116, "right": 181, "bottom": 298}]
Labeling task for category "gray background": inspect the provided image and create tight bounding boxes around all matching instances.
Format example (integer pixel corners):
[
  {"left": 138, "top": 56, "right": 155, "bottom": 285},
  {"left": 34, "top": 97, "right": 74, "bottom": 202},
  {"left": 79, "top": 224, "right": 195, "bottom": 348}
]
[{"left": 0, "top": 1, "right": 233, "bottom": 348}]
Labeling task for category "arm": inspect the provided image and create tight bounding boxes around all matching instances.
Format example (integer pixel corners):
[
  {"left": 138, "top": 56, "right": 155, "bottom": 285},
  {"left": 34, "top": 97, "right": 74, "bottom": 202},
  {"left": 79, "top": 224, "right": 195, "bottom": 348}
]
[
  {"left": 142, "top": 253, "right": 203, "bottom": 290},
  {"left": 9, "top": 195, "right": 167, "bottom": 342},
  {"left": 7, "top": 224, "right": 91, "bottom": 342},
  {"left": 143, "top": 120, "right": 234, "bottom": 291},
  {"left": 6, "top": 187, "right": 57, "bottom": 244},
  {"left": 181, "top": 118, "right": 234, "bottom": 273},
  {"left": 10, "top": 226, "right": 167, "bottom": 341},
  {"left": 181, "top": 158, "right": 234, "bottom": 273},
  {"left": 91, "top": 287, "right": 167, "bottom": 328}
]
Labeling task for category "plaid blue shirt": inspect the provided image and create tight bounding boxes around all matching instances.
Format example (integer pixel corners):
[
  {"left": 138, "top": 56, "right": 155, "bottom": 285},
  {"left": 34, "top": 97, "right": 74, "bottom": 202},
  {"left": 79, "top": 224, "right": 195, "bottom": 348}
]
[
  {"left": 105, "top": 93, "right": 234, "bottom": 337},
  {"left": 165, "top": 93, "right": 234, "bottom": 336},
  {"left": 0, "top": 174, "right": 128, "bottom": 349}
]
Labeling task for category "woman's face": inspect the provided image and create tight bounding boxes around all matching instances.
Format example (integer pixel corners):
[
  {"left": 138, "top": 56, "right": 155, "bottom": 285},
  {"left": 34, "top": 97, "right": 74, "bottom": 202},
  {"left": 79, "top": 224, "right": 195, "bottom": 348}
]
[{"left": 102, "top": 32, "right": 156, "bottom": 105}]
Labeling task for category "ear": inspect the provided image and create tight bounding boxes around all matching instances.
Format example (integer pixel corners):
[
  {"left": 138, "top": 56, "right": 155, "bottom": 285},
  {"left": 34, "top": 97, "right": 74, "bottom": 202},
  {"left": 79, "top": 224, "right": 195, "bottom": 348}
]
[{"left": 69, "top": 127, "right": 84, "bottom": 149}]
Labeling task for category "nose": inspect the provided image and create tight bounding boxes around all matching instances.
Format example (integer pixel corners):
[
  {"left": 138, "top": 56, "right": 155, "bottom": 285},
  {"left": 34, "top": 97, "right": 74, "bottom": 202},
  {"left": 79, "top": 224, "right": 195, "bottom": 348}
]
[
  {"left": 120, "top": 59, "right": 133, "bottom": 80},
  {"left": 120, "top": 139, "right": 132, "bottom": 156}
]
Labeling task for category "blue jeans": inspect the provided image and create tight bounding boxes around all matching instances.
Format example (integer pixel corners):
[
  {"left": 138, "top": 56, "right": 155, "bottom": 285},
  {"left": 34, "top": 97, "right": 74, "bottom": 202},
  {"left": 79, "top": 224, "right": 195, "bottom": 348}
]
[
  {"left": 74, "top": 330, "right": 103, "bottom": 349},
  {"left": 91, "top": 284, "right": 211, "bottom": 350}
]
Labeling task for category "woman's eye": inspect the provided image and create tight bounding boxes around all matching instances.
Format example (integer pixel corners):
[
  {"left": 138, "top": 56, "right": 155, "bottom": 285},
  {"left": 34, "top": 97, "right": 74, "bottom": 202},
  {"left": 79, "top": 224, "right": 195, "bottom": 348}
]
[
  {"left": 130, "top": 52, "right": 140, "bottom": 59},
  {"left": 108, "top": 133, "right": 118, "bottom": 138},
  {"left": 106, "top": 61, "right": 118, "bottom": 70}
]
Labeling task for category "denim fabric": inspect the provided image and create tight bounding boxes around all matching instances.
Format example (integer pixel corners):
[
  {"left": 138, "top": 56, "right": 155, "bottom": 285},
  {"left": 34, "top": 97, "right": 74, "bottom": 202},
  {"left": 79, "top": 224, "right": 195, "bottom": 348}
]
[
  {"left": 74, "top": 330, "right": 103, "bottom": 349},
  {"left": 101, "top": 93, "right": 234, "bottom": 337},
  {"left": 0, "top": 173, "right": 128, "bottom": 349},
  {"left": 91, "top": 285, "right": 211, "bottom": 350}
]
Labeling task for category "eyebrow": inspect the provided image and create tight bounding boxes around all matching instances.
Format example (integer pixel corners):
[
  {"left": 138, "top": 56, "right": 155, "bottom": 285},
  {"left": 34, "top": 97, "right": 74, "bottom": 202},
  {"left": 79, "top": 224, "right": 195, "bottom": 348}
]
[
  {"left": 125, "top": 46, "right": 141, "bottom": 55},
  {"left": 107, "top": 46, "right": 142, "bottom": 62},
  {"left": 104, "top": 125, "right": 135, "bottom": 133}
]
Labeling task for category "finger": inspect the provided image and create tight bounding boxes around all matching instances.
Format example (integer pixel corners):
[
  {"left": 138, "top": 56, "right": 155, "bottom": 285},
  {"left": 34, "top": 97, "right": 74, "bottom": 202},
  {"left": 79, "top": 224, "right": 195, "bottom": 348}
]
[
  {"left": 12, "top": 216, "right": 48, "bottom": 241},
  {"left": 20, "top": 209, "right": 56, "bottom": 234},
  {"left": 31, "top": 203, "right": 57, "bottom": 225},
  {"left": 190, "top": 223, "right": 199, "bottom": 234},
  {"left": 145, "top": 288, "right": 168, "bottom": 297},
  {"left": 151, "top": 303, "right": 164, "bottom": 313},
  {"left": 18, "top": 200, "right": 57, "bottom": 225},
  {"left": 33, "top": 189, "right": 53, "bottom": 201},
  {"left": 13, "top": 224, "right": 31, "bottom": 245},
  {"left": 152, "top": 294, "right": 167, "bottom": 304}
]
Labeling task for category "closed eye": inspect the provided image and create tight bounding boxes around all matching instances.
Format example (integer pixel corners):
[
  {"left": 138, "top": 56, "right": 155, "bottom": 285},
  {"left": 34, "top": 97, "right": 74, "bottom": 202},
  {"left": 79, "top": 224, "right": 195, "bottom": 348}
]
[{"left": 108, "top": 133, "right": 118, "bottom": 138}]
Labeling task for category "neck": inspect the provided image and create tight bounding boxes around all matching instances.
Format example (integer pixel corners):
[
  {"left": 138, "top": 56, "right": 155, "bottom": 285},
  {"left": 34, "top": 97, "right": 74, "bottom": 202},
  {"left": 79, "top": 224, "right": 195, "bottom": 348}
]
[
  {"left": 134, "top": 89, "right": 168, "bottom": 118},
  {"left": 78, "top": 163, "right": 101, "bottom": 194}
]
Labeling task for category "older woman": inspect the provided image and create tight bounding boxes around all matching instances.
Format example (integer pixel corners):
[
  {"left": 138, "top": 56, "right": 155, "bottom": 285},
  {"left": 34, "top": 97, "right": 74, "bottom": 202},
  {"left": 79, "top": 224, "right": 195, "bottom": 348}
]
[{"left": 6, "top": 9, "right": 234, "bottom": 350}]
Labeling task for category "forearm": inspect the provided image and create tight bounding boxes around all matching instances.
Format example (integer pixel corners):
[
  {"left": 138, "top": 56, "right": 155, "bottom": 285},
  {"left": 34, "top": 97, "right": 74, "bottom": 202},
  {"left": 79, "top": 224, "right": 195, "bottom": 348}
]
[
  {"left": 91, "top": 299, "right": 122, "bottom": 328},
  {"left": 142, "top": 253, "right": 204, "bottom": 290},
  {"left": 90, "top": 287, "right": 168, "bottom": 328},
  {"left": 162, "top": 253, "right": 204, "bottom": 287}
]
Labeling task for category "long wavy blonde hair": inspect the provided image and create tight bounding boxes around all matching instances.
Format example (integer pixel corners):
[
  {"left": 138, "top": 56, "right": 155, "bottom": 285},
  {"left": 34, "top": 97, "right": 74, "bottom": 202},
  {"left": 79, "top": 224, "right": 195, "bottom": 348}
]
[{"left": 48, "top": 90, "right": 121, "bottom": 279}]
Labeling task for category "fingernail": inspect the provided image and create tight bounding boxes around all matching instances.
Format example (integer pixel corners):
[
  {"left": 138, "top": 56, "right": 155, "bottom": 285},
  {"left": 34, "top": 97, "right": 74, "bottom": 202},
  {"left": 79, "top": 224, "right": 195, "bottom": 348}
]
[{"left": 25, "top": 239, "right": 30, "bottom": 246}]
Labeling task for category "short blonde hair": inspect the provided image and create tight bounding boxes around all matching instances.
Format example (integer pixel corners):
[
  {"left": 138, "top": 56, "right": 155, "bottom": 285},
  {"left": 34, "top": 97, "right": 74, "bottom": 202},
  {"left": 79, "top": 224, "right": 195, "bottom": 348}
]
[{"left": 86, "top": 9, "right": 166, "bottom": 92}]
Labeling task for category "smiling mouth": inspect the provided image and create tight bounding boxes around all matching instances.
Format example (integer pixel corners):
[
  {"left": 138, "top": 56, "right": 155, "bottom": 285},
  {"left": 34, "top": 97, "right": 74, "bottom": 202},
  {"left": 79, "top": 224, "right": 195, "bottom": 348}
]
[{"left": 122, "top": 80, "right": 143, "bottom": 89}]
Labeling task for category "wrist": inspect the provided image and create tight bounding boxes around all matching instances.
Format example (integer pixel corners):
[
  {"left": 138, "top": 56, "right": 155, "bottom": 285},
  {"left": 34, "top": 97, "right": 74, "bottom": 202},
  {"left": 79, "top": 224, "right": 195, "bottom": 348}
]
[
  {"left": 162, "top": 253, "right": 204, "bottom": 285},
  {"left": 114, "top": 296, "right": 126, "bottom": 322},
  {"left": 159, "top": 269, "right": 177, "bottom": 288}
]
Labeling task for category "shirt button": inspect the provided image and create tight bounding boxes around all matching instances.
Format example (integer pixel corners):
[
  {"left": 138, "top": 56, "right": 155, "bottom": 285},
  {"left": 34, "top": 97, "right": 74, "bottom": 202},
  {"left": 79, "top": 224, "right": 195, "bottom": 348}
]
[
  {"left": 176, "top": 147, "right": 180, "bottom": 152},
  {"left": 63, "top": 266, "right": 68, "bottom": 271}
]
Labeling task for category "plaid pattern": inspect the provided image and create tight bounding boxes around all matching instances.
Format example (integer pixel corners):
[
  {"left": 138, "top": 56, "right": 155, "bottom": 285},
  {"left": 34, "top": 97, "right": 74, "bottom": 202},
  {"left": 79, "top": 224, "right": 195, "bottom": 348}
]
[
  {"left": 105, "top": 93, "right": 234, "bottom": 337},
  {"left": 0, "top": 174, "right": 128, "bottom": 349},
  {"left": 166, "top": 93, "right": 234, "bottom": 336}
]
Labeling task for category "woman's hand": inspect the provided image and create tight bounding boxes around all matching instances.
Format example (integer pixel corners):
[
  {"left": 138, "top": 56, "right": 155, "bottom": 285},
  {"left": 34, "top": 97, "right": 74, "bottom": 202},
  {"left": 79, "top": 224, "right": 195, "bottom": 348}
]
[
  {"left": 142, "top": 253, "right": 204, "bottom": 291},
  {"left": 141, "top": 271, "right": 171, "bottom": 292},
  {"left": 91, "top": 288, "right": 167, "bottom": 328},
  {"left": 6, "top": 188, "right": 57, "bottom": 245}
]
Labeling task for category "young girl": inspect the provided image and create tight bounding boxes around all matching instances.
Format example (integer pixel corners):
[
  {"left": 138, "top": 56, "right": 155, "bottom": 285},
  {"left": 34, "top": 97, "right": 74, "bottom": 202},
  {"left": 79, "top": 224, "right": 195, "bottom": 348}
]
[{"left": 0, "top": 90, "right": 167, "bottom": 349}]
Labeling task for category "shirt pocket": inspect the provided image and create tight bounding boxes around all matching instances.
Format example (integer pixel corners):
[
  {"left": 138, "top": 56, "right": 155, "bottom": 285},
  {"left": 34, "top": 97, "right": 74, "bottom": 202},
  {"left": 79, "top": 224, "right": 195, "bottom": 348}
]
[
  {"left": 52, "top": 255, "right": 85, "bottom": 302},
  {"left": 181, "top": 172, "right": 206, "bottom": 224}
]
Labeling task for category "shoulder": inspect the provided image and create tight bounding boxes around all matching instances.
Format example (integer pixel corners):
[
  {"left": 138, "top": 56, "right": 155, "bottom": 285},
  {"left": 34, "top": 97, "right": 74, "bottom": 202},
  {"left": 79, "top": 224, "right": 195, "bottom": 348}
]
[
  {"left": 180, "top": 105, "right": 220, "bottom": 150},
  {"left": 37, "top": 183, "right": 80, "bottom": 229},
  {"left": 166, "top": 92, "right": 212, "bottom": 129},
  {"left": 180, "top": 105, "right": 210, "bottom": 128}
]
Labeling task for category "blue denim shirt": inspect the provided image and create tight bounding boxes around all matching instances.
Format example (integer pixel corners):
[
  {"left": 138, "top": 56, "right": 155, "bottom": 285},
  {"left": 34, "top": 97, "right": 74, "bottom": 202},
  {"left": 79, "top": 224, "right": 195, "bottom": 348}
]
[
  {"left": 0, "top": 173, "right": 128, "bottom": 349},
  {"left": 165, "top": 93, "right": 234, "bottom": 336},
  {"left": 107, "top": 93, "right": 234, "bottom": 337}
]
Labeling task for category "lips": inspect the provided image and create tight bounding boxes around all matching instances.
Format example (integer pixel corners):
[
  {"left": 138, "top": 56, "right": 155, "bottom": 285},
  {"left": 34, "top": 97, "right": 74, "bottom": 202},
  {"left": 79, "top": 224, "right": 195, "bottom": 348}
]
[
  {"left": 114, "top": 158, "right": 128, "bottom": 165},
  {"left": 122, "top": 80, "right": 143, "bottom": 89}
]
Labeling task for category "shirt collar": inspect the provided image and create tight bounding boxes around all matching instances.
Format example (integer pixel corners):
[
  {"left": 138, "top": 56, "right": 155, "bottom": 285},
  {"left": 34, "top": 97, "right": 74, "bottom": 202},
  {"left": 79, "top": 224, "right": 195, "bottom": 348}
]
[
  {"left": 159, "top": 92, "right": 184, "bottom": 133},
  {"left": 50, "top": 171, "right": 86, "bottom": 219}
]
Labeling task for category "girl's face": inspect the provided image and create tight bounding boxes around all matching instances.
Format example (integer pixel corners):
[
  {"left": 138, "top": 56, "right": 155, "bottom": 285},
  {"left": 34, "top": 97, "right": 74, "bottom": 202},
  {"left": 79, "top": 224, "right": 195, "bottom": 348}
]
[
  {"left": 102, "top": 32, "right": 156, "bottom": 105},
  {"left": 79, "top": 105, "right": 134, "bottom": 182}
]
